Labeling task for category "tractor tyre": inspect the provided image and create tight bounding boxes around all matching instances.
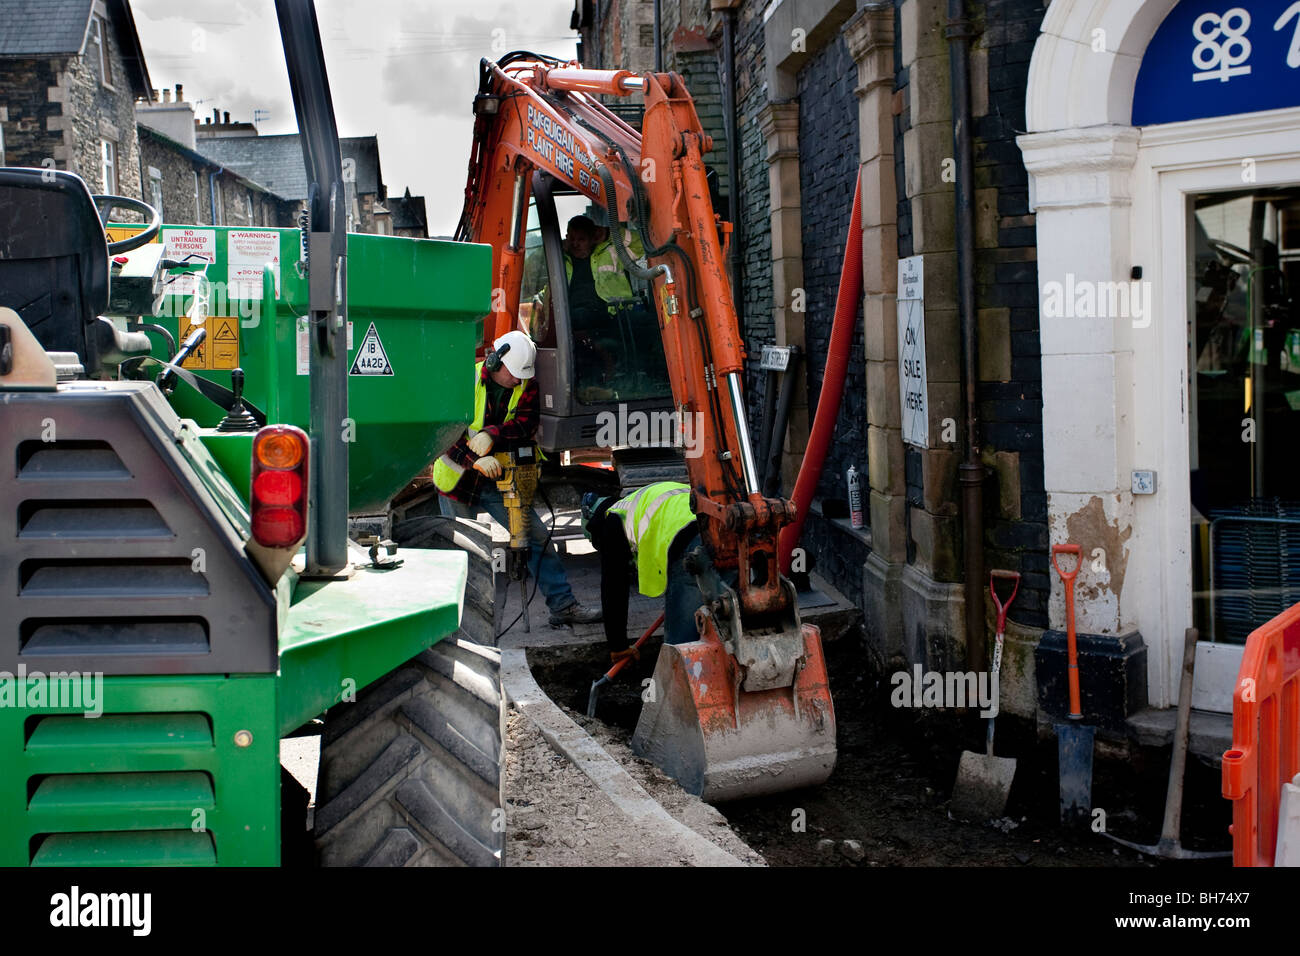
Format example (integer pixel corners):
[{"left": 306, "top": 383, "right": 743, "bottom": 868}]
[{"left": 313, "top": 517, "right": 505, "bottom": 866}]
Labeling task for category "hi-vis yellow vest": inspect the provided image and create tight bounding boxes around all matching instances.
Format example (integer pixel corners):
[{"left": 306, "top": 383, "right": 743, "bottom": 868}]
[
  {"left": 608, "top": 481, "right": 695, "bottom": 598},
  {"left": 432, "top": 361, "right": 524, "bottom": 493},
  {"left": 564, "top": 231, "right": 645, "bottom": 304}
]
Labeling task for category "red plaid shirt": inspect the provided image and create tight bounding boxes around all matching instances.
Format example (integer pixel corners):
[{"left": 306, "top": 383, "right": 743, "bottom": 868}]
[{"left": 441, "top": 364, "right": 540, "bottom": 506}]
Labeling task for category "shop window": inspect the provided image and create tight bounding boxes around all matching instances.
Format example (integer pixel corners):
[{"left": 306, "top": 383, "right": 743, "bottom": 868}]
[{"left": 1189, "top": 186, "right": 1300, "bottom": 643}]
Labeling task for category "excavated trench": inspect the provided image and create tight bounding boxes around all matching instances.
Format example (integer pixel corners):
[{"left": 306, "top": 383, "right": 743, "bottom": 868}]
[{"left": 530, "top": 629, "right": 1233, "bottom": 867}]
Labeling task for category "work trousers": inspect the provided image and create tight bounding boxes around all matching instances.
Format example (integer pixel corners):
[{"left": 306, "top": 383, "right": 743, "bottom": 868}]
[
  {"left": 438, "top": 488, "right": 578, "bottom": 613},
  {"left": 600, "top": 526, "right": 703, "bottom": 651}
]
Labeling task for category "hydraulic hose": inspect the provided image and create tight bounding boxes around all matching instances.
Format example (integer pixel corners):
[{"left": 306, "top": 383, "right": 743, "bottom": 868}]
[{"left": 779, "top": 169, "right": 862, "bottom": 574}]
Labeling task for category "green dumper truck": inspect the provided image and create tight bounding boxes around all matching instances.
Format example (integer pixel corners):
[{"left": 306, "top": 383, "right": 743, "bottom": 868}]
[{"left": 0, "top": 0, "right": 505, "bottom": 867}]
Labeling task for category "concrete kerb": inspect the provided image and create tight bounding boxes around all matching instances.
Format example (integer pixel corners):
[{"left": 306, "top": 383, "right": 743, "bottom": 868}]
[{"left": 500, "top": 646, "right": 748, "bottom": 867}]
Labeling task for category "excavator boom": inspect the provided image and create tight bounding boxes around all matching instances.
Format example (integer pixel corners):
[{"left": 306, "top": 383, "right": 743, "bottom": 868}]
[{"left": 457, "top": 54, "right": 835, "bottom": 800}]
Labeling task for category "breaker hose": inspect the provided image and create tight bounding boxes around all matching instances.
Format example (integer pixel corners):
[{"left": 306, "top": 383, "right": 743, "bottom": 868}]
[{"left": 778, "top": 168, "right": 862, "bottom": 574}]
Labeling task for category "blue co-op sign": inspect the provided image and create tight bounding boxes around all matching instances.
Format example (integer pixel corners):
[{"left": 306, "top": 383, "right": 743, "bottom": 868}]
[{"left": 1133, "top": 0, "right": 1300, "bottom": 124}]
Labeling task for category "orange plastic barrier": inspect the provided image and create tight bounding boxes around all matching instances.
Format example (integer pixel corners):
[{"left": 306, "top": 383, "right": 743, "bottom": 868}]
[{"left": 1222, "top": 602, "right": 1300, "bottom": 866}]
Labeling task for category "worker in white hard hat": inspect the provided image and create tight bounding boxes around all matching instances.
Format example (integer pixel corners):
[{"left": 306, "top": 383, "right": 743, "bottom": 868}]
[{"left": 432, "top": 330, "right": 600, "bottom": 626}]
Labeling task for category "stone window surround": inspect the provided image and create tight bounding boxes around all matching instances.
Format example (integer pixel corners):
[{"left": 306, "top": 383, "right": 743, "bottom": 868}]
[
  {"left": 1017, "top": 0, "right": 1300, "bottom": 709},
  {"left": 88, "top": 8, "right": 115, "bottom": 92}
]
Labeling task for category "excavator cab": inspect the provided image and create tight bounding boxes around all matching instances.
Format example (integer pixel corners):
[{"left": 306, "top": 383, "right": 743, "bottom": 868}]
[{"left": 521, "top": 171, "right": 673, "bottom": 457}]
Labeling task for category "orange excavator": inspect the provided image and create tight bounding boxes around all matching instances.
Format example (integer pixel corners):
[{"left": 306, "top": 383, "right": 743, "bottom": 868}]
[{"left": 455, "top": 52, "right": 835, "bottom": 801}]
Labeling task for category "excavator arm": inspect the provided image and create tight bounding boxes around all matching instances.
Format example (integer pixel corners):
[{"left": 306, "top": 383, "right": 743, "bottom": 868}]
[{"left": 456, "top": 55, "right": 835, "bottom": 800}]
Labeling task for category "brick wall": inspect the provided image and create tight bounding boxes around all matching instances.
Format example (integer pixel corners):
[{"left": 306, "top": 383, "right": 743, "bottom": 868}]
[
  {"left": 64, "top": 31, "right": 142, "bottom": 199},
  {"left": 0, "top": 58, "right": 65, "bottom": 171},
  {"left": 971, "top": 0, "right": 1049, "bottom": 628},
  {"left": 0, "top": 15, "right": 142, "bottom": 200},
  {"left": 139, "top": 128, "right": 298, "bottom": 229},
  {"left": 797, "top": 33, "right": 863, "bottom": 508},
  {"left": 139, "top": 132, "right": 203, "bottom": 224}
]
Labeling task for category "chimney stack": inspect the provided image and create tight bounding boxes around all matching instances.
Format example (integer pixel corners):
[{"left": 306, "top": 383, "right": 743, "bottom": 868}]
[
  {"left": 224, "top": 111, "right": 230, "bottom": 124},
  {"left": 162, "top": 88, "right": 171, "bottom": 103},
  {"left": 212, "top": 108, "right": 220, "bottom": 124},
  {"left": 175, "top": 84, "right": 184, "bottom": 102}
]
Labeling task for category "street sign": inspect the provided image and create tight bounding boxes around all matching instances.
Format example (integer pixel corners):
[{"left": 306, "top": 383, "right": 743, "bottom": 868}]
[{"left": 898, "top": 255, "right": 927, "bottom": 448}]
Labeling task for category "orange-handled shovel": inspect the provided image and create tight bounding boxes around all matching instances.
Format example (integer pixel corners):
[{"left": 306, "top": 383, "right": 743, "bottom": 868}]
[
  {"left": 1052, "top": 543, "right": 1094, "bottom": 826},
  {"left": 587, "top": 613, "right": 664, "bottom": 717}
]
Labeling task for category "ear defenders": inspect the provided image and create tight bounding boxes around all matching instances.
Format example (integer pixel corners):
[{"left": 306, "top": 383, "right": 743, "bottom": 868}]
[{"left": 484, "top": 341, "right": 511, "bottom": 373}]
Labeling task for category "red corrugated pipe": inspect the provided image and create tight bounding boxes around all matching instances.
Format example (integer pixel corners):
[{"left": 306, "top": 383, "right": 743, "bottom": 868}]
[{"left": 779, "top": 168, "right": 862, "bottom": 573}]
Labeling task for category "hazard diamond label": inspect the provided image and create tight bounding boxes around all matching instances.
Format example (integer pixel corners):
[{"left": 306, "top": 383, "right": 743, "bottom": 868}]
[{"left": 349, "top": 322, "right": 394, "bottom": 376}]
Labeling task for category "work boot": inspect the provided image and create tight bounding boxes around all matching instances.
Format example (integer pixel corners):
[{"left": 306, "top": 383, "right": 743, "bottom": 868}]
[{"left": 549, "top": 602, "right": 601, "bottom": 626}]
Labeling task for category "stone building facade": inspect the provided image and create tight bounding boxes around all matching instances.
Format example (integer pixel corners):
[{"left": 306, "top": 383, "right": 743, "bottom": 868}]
[
  {"left": 579, "top": 0, "right": 1300, "bottom": 741},
  {"left": 0, "top": 0, "right": 151, "bottom": 199},
  {"left": 137, "top": 124, "right": 298, "bottom": 229},
  {"left": 579, "top": 0, "right": 1057, "bottom": 717}
]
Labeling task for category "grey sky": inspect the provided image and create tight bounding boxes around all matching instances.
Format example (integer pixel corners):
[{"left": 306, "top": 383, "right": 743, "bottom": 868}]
[{"left": 131, "top": 0, "right": 578, "bottom": 235}]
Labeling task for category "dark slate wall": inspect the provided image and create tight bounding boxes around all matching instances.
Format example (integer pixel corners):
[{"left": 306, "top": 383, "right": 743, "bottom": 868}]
[
  {"left": 734, "top": 0, "right": 772, "bottom": 409},
  {"left": 972, "top": 0, "right": 1049, "bottom": 629},
  {"left": 796, "top": 33, "right": 863, "bottom": 509}
]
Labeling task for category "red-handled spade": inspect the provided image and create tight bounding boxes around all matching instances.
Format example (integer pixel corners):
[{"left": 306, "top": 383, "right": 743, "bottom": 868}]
[
  {"left": 951, "top": 570, "right": 1021, "bottom": 821},
  {"left": 1053, "top": 543, "right": 1095, "bottom": 826}
]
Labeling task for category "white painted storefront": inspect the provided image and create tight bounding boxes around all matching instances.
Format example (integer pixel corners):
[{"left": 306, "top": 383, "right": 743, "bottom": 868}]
[{"left": 1019, "top": 0, "right": 1300, "bottom": 712}]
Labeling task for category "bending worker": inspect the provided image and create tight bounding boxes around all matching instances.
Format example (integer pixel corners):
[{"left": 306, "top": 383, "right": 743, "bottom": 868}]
[
  {"left": 433, "top": 330, "right": 600, "bottom": 627},
  {"left": 581, "top": 481, "right": 705, "bottom": 664}
]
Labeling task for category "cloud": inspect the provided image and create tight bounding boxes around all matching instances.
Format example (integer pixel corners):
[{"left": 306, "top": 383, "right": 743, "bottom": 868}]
[{"left": 130, "top": 0, "right": 578, "bottom": 236}]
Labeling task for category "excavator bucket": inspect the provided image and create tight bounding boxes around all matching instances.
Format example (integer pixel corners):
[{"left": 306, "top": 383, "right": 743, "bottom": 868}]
[{"left": 631, "top": 622, "right": 836, "bottom": 802}]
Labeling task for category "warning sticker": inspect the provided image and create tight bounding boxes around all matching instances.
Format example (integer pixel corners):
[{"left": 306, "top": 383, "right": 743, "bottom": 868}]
[
  {"left": 177, "top": 315, "right": 239, "bottom": 370},
  {"left": 349, "top": 322, "right": 393, "bottom": 376},
  {"left": 178, "top": 316, "right": 208, "bottom": 370},
  {"left": 107, "top": 224, "right": 152, "bottom": 245},
  {"left": 163, "top": 228, "right": 216, "bottom": 265},
  {"left": 209, "top": 316, "right": 240, "bottom": 370},
  {"left": 227, "top": 230, "right": 281, "bottom": 300}
]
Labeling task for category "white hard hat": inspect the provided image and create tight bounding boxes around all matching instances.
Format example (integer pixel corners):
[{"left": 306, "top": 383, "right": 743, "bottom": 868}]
[{"left": 493, "top": 330, "right": 537, "bottom": 379}]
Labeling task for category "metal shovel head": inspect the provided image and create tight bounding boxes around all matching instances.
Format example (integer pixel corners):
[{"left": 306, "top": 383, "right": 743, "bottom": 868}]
[
  {"left": 630, "top": 625, "right": 836, "bottom": 802},
  {"left": 951, "top": 749, "right": 1017, "bottom": 821},
  {"left": 1057, "top": 721, "right": 1095, "bottom": 825}
]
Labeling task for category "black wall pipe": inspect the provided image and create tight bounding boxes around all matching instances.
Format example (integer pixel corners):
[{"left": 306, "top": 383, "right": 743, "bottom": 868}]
[
  {"left": 720, "top": 6, "right": 743, "bottom": 333},
  {"left": 946, "top": 0, "right": 986, "bottom": 672},
  {"left": 653, "top": 0, "right": 663, "bottom": 71}
]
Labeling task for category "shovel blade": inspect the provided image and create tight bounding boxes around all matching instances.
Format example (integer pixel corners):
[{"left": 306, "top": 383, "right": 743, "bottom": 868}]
[
  {"left": 1057, "top": 722, "right": 1095, "bottom": 825},
  {"left": 951, "top": 750, "right": 1017, "bottom": 821}
]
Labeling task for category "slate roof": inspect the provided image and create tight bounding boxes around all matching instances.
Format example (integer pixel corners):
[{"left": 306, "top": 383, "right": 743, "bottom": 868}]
[
  {"left": 197, "top": 134, "right": 384, "bottom": 201},
  {"left": 0, "top": 0, "right": 150, "bottom": 99},
  {"left": 389, "top": 189, "right": 427, "bottom": 234},
  {"left": 0, "top": 0, "right": 93, "bottom": 57}
]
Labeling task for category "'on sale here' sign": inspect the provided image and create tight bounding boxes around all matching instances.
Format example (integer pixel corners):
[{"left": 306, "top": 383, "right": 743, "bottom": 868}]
[{"left": 897, "top": 255, "right": 927, "bottom": 448}]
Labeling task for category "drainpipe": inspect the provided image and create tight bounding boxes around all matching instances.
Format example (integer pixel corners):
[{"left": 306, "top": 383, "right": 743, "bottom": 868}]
[
  {"left": 946, "top": 0, "right": 986, "bottom": 673},
  {"left": 653, "top": 0, "right": 663, "bottom": 71},
  {"left": 720, "top": 5, "right": 743, "bottom": 333},
  {"left": 208, "top": 165, "right": 225, "bottom": 225}
]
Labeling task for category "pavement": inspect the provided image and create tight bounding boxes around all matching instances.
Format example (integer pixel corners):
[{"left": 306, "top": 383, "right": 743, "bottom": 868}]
[{"left": 283, "top": 504, "right": 856, "bottom": 865}]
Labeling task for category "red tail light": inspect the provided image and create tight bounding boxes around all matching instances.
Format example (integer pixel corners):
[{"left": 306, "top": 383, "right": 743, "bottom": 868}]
[{"left": 251, "top": 425, "right": 308, "bottom": 548}]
